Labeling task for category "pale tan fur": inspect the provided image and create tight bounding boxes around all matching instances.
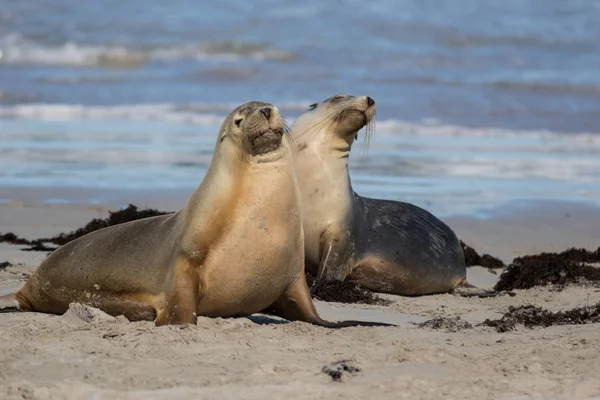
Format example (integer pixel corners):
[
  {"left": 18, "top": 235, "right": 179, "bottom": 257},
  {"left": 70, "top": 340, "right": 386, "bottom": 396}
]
[
  {"left": 292, "top": 95, "right": 374, "bottom": 272},
  {"left": 1, "top": 101, "right": 390, "bottom": 327}
]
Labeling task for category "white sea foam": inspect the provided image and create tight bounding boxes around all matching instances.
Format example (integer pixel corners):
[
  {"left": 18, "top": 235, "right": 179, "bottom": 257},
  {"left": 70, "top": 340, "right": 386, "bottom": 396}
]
[
  {"left": 0, "top": 34, "right": 296, "bottom": 68},
  {"left": 1, "top": 102, "right": 599, "bottom": 147},
  {"left": 0, "top": 102, "right": 311, "bottom": 124},
  {"left": 353, "top": 120, "right": 600, "bottom": 185},
  {"left": 375, "top": 119, "right": 600, "bottom": 148},
  {"left": 2, "top": 101, "right": 600, "bottom": 192},
  {"left": 0, "top": 103, "right": 216, "bottom": 124},
  {"left": 1, "top": 101, "right": 598, "bottom": 139}
]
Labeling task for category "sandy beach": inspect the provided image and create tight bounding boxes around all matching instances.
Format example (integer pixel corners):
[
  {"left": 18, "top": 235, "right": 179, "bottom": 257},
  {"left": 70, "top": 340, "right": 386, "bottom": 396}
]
[
  {"left": 2, "top": 1, "right": 600, "bottom": 398},
  {"left": 1, "top": 200, "right": 599, "bottom": 400}
]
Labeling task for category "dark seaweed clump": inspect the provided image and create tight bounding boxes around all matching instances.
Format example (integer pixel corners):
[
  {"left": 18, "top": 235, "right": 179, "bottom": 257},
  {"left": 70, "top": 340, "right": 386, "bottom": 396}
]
[
  {"left": 460, "top": 240, "right": 505, "bottom": 268},
  {"left": 0, "top": 205, "right": 172, "bottom": 252},
  {"left": 47, "top": 204, "right": 172, "bottom": 246},
  {"left": 482, "top": 303, "right": 600, "bottom": 333},
  {"left": 0, "top": 233, "right": 56, "bottom": 251},
  {"left": 418, "top": 316, "right": 473, "bottom": 332},
  {"left": 22, "top": 242, "right": 57, "bottom": 252},
  {"left": 0, "top": 261, "right": 12, "bottom": 270},
  {"left": 322, "top": 360, "right": 361, "bottom": 382},
  {"left": 495, "top": 247, "right": 600, "bottom": 291},
  {"left": 306, "top": 273, "right": 390, "bottom": 306},
  {"left": 0, "top": 233, "right": 30, "bottom": 246}
]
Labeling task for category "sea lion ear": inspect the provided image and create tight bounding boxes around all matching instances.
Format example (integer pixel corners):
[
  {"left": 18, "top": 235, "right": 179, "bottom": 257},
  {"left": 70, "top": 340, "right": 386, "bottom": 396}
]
[{"left": 308, "top": 103, "right": 318, "bottom": 110}]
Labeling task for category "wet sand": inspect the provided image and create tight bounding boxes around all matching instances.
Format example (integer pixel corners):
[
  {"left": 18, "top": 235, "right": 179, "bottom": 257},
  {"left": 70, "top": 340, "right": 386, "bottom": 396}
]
[{"left": 1, "top": 200, "right": 599, "bottom": 399}]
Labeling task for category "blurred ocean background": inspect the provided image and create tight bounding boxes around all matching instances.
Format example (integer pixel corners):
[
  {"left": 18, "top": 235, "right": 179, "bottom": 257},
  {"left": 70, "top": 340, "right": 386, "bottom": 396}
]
[{"left": 1, "top": 0, "right": 599, "bottom": 216}]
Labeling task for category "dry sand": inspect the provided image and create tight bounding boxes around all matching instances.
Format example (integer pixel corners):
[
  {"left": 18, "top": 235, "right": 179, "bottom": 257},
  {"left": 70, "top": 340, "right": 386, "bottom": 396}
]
[{"left": 1, "top": 201, "right": 600, "bottom": 400}]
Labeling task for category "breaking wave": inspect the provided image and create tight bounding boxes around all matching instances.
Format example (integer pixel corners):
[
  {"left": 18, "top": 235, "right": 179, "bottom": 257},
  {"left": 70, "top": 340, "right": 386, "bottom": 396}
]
[
  {"left": 0, "top": 34, "right": 296, "bottom": 68},
  {"left": 0, "top": 102, "right": 312, "bottom": 123}
]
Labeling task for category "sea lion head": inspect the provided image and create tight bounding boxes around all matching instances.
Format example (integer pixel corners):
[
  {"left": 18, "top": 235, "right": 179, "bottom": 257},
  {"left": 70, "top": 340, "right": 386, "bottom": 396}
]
[
  {"left": 217, "top": 101, "right": 287, "bottom": 161},
  {"left": 292, "top": 94, "right": 375, "bottom": 147}
]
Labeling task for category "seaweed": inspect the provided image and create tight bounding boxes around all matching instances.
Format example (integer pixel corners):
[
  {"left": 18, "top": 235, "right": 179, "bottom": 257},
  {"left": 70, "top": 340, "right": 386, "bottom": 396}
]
[
  {"left": 44, "top": 204, "right": 172, "bottom": 246},
  {"left": 460, "top": 240, "right": 505, "bottom": 268},
  {"left": 21, "top": 242, "right": 57, "bottom": 252},
  {"left": 495, "top": 247, "right": 600, "bottom": 291},
  {"left": 0, "top": 233, "right": 54, "bottom": 252},
  {"left": 306, "top": 273, "right": 390, "bottom": 306},
  {"left": 0, "top": 233, "right": 31, "bottom": 246},
  {"left": 482, "top": 303, "right": 600, "bottom": 332},
  {"left": 0, "top": 205, "right": 173, "bottom": 252},
  {"left": 322, "top": 360, "right": 361, "bottom": 382},
  {"left": 418, "top": 316, "right": 473, "bottom": 332}
]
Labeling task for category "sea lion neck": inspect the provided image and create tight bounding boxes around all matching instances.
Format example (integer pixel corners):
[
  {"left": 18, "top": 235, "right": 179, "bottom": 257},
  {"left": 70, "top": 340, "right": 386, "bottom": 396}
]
[
  {"left": 294, "top": 132, "right": 354, "bottom": 230},
  {"left": 296, "top": 129, "right": 353, "bottom": 185},
  {"left": 183, "top": 138, "right": 294, "bottom": 224}
]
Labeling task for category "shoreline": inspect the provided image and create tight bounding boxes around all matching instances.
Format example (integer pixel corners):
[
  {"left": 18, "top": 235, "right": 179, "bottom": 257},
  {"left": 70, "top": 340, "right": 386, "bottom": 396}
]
[
  {"left": 1, "top": 193, "right": 600, "bottom": 399},
  {"left": 2, "top": 186, "right": 599, "bottom": 264}
]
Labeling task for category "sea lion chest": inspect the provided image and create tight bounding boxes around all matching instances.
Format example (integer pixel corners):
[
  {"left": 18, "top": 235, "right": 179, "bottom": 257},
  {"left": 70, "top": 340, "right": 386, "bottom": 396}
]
[{"left": 195, "top": 173, "right": 303, "bottom": 317}]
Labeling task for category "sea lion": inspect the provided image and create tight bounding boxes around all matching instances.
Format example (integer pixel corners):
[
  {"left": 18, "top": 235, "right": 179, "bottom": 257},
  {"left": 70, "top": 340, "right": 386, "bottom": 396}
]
[
  {"left": 292, "top": 94, "right": 467, "bottom": 296},
  {"left": 0, "top": 101, "right": 390, "bottom": 327}
]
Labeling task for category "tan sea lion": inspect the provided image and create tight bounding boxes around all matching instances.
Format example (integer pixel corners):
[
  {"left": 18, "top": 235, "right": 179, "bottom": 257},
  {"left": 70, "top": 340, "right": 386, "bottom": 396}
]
[
  {"left": 292, "top": 94, "right": 467, "bottom": 296},
  {"left": 0, "top": 101, "right": 390, "bottom": 327}
]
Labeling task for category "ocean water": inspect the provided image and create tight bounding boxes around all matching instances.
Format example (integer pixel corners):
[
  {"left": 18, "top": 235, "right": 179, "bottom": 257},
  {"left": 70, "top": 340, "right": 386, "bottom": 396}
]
[{"left": 1, "top": 0, "right": 599, "bottom": 216}]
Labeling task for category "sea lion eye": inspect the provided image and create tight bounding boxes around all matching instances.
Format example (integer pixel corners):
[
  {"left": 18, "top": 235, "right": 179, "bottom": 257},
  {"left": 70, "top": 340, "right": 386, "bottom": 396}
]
[
  {"left": 308, "top": 103, "right": 318, "bottom": 110},
  {"left": 234, "top": 118, "right": 243, "bottom": 127},
  {"left": 333, "top": 95, "right": 347, "bottom": 100}
]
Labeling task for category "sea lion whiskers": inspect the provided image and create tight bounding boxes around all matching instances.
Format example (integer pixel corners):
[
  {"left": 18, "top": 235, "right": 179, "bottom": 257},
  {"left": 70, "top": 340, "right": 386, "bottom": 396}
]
[
  {"left": 234, "top": 133, "right": 250, "bottom": 163},
  {"left": 357, "top": 110, "right": 376, "bottom": 157},
  {"left": 294, "top": 112, "right": 345, "bottom": 160},
  {"left": 293, "top": 102, "right": 349, "bottom": 142},
  {"left": 276, "top": 120, "right": 299, "bottom": 162},
  {"left": 295, "top": 98, "right": 374, "bottom": 154},
  {"left": 291, "top": 104, "right": 357, "bottom": 185},
  {"left": 282, "top": 120, "right": 297, "bottom": 148}
]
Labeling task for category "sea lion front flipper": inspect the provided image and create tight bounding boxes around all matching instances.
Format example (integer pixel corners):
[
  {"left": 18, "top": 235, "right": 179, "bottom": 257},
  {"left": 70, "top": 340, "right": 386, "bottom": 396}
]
[
  {"left": 269, "top": 273, "right": 325, "bottom": 324},
  {"left": 155, "top": 257, "right": 200, "bottom": 326},
  {"left": 269, "top": 273, "right": 395, "bottom": 328}
]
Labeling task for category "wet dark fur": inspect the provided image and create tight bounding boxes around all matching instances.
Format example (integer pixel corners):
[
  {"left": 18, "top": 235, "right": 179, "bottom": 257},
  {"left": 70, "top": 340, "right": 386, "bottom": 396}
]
[
  {"left": 308, "top": 193, "right": 466, "bottom": 296},
  {"left": 296, "top": 95, "right": 465, "bottom": 297}
]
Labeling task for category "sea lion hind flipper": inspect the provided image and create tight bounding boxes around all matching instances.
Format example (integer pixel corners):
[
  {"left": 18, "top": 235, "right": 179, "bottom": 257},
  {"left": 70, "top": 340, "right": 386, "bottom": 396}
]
[
  {"left": 0, "top": 292, "right": 26, "bottom": 312},
  {"left": 452, "top": 280, "right": 514, "bottom": 298},
  {"left": 270, "top": 274, "right": 395, "bottom": 328}
]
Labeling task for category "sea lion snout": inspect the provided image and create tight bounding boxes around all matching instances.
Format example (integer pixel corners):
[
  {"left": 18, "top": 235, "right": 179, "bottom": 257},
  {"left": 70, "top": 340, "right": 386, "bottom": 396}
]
[
  {"left": 354, "top": 95, "right": 375, "bottom": 114},
  {"left": 260, "top": 107, "right": 271, "bottom": 120},
  {"left": 243, "top": 104, "right": 282, "bottom": 132},
  {"left": 321, "top": 95, "right": 375, "bottom": 126},
  {"left": 328, "top": 95, "right": 376, "bottom": 137},
  {"left": 244, "top": 105, "right": 285, "bottom": 155}
]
